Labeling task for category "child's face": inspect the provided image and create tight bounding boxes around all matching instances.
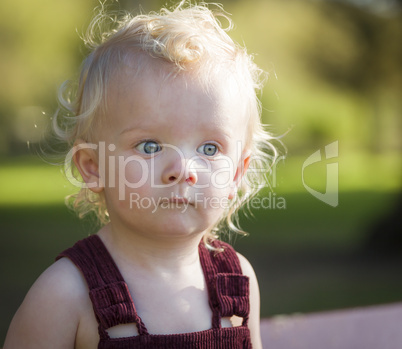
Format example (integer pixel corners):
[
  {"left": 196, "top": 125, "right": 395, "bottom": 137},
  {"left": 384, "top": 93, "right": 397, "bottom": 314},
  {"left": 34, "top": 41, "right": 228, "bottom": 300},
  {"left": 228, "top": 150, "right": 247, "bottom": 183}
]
[{"left": 94, "top": 63, "right": 249, "bottom": 239}]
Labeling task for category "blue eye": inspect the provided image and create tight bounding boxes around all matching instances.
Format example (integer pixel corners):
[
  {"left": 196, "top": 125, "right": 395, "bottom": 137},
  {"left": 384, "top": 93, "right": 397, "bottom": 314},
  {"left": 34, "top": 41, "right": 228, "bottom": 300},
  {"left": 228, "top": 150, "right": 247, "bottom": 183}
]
[
  {"left": 136, "top": 141, "right": 162, "bottom": 154},
  {"left": 197, "top": 143, "right": 218, "bottom": 156}
]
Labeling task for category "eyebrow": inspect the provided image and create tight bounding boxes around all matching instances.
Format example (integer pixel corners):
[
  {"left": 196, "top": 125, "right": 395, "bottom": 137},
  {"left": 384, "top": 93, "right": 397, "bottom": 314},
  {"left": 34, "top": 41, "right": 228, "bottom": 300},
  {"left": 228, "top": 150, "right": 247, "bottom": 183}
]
[
  {"left": 119, "top": 114, "right": 160, "bottom": 135},
  {"left": 119, "top": 123, "right": 147, "bottom": 136},
  {"left": 120, "top": 126, "right": 136, "bottom": 135}
]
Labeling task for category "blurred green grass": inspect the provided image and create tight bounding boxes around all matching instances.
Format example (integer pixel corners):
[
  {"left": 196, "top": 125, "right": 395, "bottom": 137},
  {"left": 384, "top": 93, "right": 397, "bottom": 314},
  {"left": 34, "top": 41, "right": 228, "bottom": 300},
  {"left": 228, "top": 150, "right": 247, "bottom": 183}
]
[
  {"left": 1, "top": 151, "right": 400, "bottom": 205},
  {"left": 0, "top": 161, "right": 75, "bottom": 205}
]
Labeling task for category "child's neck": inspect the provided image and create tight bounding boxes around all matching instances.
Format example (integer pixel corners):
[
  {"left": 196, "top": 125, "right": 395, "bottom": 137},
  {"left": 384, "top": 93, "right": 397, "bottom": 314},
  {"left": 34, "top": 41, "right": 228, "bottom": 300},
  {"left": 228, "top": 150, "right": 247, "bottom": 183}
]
[{"left": 98, "top": 223, "right": 204, "bottom": 275}]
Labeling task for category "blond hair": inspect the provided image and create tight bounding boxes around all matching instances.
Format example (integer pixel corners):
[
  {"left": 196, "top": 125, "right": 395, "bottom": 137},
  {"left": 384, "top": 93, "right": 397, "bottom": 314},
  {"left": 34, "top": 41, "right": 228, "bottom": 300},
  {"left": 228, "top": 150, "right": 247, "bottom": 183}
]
[{"left": 54, "top": 1, "right": 279, "bottom": 238}]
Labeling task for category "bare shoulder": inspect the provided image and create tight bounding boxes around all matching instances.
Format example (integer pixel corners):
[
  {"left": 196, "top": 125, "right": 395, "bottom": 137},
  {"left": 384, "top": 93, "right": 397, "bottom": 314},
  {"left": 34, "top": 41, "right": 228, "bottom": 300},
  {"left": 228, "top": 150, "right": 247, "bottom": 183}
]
[
  {"left": 236, "top": 252, "right": 263, "bottom": 349},
  {"left": 236, "top": 252, "right": 257, "bottom": 278},
  {"left": 3, "top": 257, "right": 89, "bottom": 349},
  {"left": 236, "top": 253, "right": 259, "bottom": 299}
]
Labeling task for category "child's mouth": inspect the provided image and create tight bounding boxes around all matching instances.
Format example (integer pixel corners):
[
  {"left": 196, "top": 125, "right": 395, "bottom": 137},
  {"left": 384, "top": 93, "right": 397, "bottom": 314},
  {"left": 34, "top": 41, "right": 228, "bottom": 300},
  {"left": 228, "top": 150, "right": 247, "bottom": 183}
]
[{"left": 168, "top": 196, "right": 189, "bottom": 204}]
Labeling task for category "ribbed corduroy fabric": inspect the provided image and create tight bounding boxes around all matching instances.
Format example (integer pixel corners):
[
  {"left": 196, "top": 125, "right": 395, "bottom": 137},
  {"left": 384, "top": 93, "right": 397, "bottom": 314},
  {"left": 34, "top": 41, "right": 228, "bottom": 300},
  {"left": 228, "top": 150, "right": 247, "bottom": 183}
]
[{"left": 56, "top": 235, "right": 252, "bottom": 348}]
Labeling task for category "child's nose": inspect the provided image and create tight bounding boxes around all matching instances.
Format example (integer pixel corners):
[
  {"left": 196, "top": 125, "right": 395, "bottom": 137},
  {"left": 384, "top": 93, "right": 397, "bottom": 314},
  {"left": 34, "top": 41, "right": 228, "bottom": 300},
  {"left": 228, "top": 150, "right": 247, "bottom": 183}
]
[{"left": 162, "top": 156, "right": 198, "bottom": 186}]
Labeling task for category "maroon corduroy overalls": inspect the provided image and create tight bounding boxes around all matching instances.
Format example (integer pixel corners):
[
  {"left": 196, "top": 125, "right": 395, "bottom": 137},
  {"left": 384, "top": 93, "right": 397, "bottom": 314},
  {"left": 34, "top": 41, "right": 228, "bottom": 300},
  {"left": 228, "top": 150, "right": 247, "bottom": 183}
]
[{"left": 56, "top": 235, "right": 252, "bottom": 348}]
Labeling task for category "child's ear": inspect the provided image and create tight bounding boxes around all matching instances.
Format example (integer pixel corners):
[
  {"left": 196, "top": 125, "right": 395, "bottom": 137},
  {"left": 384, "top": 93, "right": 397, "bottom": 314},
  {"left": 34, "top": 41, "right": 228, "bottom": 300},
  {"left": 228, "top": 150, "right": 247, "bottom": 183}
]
[
  {"left": 229, "top": 150, "right": 251, "bottom": 200},
  {"left": 72, "top": 140, "right": 104, "bottom": 193}
]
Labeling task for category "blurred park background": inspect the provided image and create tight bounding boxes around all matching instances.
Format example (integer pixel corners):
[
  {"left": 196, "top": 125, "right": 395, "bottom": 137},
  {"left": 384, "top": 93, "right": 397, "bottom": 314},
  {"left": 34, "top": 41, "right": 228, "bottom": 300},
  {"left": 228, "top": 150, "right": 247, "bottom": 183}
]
[{"left": 0, "top": 0, "right": 401, "bottom": 343}]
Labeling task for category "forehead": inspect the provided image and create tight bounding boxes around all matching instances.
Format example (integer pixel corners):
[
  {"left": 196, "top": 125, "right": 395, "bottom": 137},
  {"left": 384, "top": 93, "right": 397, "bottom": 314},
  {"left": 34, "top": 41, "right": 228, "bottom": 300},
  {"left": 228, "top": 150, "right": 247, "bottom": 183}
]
[{"left": 104, "top": 60, "right": 248, "bottom": 137}]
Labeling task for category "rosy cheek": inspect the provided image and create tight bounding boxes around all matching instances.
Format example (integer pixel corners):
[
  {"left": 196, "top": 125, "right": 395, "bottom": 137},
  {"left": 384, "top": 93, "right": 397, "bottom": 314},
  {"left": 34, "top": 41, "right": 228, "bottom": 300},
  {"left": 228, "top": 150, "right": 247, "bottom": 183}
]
[
  {"left": 101, "top": 154, "right": 152, "bottom": 199},
  {"left": 209, "top": 158, "right": 235, "bottom": 189},
  {"left": 124, "top": 162, "right": 146, "bottom": 183},
  {"left": 191, "top": 156, "right": 233, "bottom": 187},
  {"left": 122, "top": 161, "right": 152, "bottom": 193}
]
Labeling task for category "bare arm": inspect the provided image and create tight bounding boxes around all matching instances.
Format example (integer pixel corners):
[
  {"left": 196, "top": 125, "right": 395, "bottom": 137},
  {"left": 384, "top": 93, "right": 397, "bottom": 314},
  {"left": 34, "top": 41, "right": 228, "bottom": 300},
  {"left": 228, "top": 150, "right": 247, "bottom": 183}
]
[
  {"left": 3, "top": 258, "right": 86, "bottom": 349},
  {"left": 237, "top": 253, "right": 263, "bottom": 349}
]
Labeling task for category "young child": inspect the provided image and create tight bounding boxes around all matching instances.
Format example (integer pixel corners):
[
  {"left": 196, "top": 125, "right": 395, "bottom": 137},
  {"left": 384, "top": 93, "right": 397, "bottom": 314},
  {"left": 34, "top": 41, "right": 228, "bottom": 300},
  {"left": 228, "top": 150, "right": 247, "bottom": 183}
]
[{"left": 4, "top": 2, "right": 277, "bottom": 348}]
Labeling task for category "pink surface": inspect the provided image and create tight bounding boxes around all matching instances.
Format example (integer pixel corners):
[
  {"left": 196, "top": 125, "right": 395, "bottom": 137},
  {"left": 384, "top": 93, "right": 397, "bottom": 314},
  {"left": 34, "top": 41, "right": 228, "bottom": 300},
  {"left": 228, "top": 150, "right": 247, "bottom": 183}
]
[{"left": 261, "top": 302, "right": 402, "bottom": 349}]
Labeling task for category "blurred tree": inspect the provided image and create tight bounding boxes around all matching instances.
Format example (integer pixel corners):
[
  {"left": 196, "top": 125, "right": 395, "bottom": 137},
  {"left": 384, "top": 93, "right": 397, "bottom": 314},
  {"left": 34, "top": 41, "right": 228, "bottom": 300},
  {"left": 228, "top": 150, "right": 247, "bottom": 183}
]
[
  {"left": 0, "top": 0, "right": 97, "bottom": 154},
  {"left": 305, "top": 1, "right": 402, "bottom": 152},
  {"left": 228, "top": 0, "right": 401, "bottom": 154},
  {"left": 329, "top": 0, "right": 402, "bottom": 13}
]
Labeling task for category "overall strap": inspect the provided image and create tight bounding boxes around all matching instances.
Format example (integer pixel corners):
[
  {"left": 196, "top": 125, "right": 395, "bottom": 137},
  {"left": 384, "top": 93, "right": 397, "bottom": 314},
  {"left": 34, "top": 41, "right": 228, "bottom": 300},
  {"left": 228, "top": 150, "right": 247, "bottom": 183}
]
[
  {"left": 56, "top": 235, "right": 149, "bottom": 338},
  {"left": 199, "top": 240, "right": 250, "bottom": 328}
]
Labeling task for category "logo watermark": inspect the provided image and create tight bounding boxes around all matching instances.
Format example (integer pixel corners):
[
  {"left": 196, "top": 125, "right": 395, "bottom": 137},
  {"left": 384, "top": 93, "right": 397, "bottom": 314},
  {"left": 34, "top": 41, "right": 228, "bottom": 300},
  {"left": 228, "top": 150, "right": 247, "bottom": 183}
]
[
  {"left": 129, "top": 191, "right": 286, "bottom": 213},
  {"left": 302, "top": 141, "right": 339, "bottom": 207}
]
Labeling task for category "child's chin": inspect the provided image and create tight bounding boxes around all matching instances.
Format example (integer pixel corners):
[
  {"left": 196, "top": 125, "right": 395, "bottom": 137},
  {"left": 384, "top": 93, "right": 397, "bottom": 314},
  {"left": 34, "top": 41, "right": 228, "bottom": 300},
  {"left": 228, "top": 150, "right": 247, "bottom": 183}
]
[{"left": 155, "top": 215, "right": 210, "bottom": 237}]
